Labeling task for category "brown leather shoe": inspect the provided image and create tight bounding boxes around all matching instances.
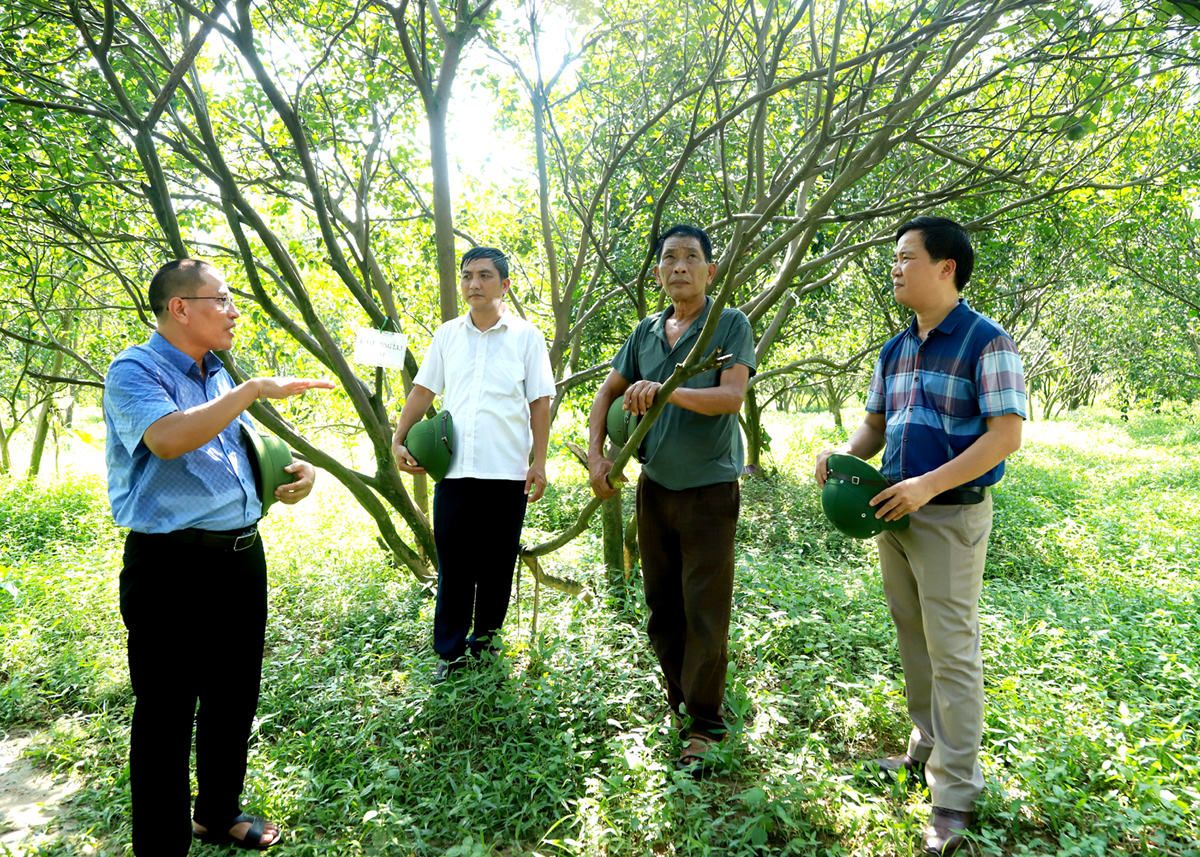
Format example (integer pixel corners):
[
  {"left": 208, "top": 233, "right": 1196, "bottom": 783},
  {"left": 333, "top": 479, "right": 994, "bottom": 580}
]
[
  {"left": 863, "top": 753, "right": 924, "bottom": 781},
  {"left": 923, "top": 806, "right": 975, "bottom": 855}
]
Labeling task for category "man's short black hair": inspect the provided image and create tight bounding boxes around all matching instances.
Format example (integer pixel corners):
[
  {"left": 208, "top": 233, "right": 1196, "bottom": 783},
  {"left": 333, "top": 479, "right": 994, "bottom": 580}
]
[
  {"left": 896, "top": 216, "right": 974, "bottom": 290},
  {"left": 461, "top": 246, "right": 509, "bottom": 280},
  {"left": 148, "top": 259, "right": 217, "bottom": 318},
  {"left": 654, "top": 224, "right": 714, "bottom": 263}
]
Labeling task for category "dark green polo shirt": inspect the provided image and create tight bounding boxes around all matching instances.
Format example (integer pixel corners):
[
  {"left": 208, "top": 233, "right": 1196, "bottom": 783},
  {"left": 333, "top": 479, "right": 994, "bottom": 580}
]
[{"left": 612, "top": 296, "right": 757, "bottom": 490}]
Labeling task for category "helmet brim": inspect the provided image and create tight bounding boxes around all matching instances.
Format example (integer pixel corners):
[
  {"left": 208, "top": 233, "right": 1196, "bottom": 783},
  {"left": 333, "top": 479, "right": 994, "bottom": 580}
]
[{"left": 241, "top": 424, "right": 294, "bottom": 516}]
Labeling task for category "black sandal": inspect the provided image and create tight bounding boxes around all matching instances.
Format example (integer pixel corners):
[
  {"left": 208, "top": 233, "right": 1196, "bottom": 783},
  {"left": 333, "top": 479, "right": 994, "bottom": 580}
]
[{"left": 193, "top": 813, "right": 283, "bottom": 850}]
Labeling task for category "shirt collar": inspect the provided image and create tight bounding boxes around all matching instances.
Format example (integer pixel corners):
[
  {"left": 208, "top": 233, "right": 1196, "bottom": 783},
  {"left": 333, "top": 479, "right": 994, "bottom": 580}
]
[
  {"left": 905, "top": 297, "right": 971, "bottom": 340},
  {"left": 459, "top": 309, "right": 510, "bottom": 335},
  {"left": 149, "top": 330, "right": 224, "bottom": 378},
  {"left": 651, "top": 295, "right": 714, "bottom": 346}
]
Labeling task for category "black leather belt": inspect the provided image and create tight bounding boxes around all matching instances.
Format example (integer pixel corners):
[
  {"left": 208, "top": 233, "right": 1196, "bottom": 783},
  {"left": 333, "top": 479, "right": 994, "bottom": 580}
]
[
  {"left": 928, "top": 486, "right": 988, "bottom": 505},
  {"left": 158, "top": 526, "right": 259, "bottom": 551}
]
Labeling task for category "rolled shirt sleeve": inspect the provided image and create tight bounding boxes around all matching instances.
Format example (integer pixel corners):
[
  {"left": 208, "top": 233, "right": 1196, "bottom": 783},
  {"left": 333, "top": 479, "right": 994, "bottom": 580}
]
[
  {"left": 725, "top": 311, "right": 757, "bottom": 376},
  {"left": 524, "top": 328, "right": 557, "bottom": 402},
  {"left": 865, "top": 357, "right": 885, "bottom": 415},
  {"left": 977, "top": 336, "right": 1028, "bottom": 419},
  {"left": 413, "top": 331, "right": 446, "bottom": 395},
  {"left": 104, "top": 358, "right": 179, "bottom": 459}
]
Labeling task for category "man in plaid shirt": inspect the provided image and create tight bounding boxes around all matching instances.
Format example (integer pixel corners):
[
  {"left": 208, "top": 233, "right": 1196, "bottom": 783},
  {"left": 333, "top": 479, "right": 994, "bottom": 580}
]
[{"left": 814, "top": 216, "right": 1027, "bottom": 855}]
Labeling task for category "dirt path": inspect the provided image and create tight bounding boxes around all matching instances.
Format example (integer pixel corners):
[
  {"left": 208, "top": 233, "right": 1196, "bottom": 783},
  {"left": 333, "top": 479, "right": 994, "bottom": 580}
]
[{"left": 0, "top": 732, "right": 79, "bottom": 855}]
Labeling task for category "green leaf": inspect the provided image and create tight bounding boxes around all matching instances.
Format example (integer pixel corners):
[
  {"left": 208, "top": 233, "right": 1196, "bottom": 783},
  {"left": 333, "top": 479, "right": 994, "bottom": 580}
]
[{"left": 739, "top": 786, "right": 767, "bottom": 806}]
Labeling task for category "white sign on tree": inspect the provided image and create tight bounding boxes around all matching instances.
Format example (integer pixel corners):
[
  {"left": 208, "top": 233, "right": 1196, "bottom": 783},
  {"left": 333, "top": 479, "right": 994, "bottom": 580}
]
[{"left": 353, "top": 328, "right": 408, "bottom": 370}]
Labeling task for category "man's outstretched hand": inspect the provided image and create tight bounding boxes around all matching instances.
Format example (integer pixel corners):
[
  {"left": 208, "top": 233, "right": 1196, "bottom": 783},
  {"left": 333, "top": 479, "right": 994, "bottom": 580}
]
[{"left": 254, "top": 377, "right": 336, "bottom": 399}]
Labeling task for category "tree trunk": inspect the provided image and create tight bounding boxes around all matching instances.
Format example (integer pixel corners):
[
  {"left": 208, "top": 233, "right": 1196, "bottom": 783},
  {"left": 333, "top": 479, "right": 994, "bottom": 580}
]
[
  {"left": 0, "top": 418, "right": 11, "bottom": 474},
  {"left": 27, "top": 348, "right": 66, "bottom": 479},
  {"left": 428, "top": 106, "right": 459, "bottom": 323},
  {"left": 825, "top": 378, "right": 843, "bottom": 430},
  {"left": 27, "top": 397, "right": 55, "bottom": 479},
  {"left": 742, "top": 385, "right": 763, "bottom": 474},
  {"left": 601, "top": 489, "right": 625, "bottom": 604},
  {"left": 623, "top": 512, "right": 639, "bottom": 573},
  {"left": 413, "top": 473, "right": 429, "bottom": 522},
  {"left": 28, "top": 294, "right": 74, "bottom": 478}
]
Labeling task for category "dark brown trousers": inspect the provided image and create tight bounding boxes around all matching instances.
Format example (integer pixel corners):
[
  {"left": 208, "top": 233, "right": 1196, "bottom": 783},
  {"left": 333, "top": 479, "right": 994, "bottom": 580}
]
[{"left": 637, "top": 475, "right": 739, "bottom": 740}]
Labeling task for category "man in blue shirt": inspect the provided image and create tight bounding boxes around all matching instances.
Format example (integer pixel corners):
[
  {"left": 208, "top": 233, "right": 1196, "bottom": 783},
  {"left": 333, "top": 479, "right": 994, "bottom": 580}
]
[
  {"left": 815, "top": 217, "right": 1026, "bottom": 855},
  {"left": 104, "top": 259, "right": 333, "bottom": 854}
]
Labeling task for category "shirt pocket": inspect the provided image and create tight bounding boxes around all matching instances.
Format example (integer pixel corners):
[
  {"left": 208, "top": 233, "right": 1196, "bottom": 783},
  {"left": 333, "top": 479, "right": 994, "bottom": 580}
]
[{"left": 487, "top": 357, "right": 527, "bottom": 403}]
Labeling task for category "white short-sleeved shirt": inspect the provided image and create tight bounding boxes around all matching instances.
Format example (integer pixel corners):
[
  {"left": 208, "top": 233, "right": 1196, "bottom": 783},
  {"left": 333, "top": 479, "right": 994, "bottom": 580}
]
[{"left": 413, "top": 309, "right": 556, "bottom": 481}]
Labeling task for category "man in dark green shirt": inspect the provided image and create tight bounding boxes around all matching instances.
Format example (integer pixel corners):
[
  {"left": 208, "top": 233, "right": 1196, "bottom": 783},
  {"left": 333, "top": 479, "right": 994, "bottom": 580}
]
[{"left": 589, "top": 224, "right": 756, "bottom": 773}]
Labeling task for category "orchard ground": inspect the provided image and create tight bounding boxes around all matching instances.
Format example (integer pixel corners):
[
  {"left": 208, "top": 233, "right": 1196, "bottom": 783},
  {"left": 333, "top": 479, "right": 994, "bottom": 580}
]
[{"left": 0, "top": 404, "right": 1198, "bottom": 856}]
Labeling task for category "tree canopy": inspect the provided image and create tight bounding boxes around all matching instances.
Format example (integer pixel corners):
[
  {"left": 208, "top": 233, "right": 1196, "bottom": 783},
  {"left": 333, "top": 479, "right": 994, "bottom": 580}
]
[{"left": 1, "top": 0, "right": 1199, "bottom": 575}]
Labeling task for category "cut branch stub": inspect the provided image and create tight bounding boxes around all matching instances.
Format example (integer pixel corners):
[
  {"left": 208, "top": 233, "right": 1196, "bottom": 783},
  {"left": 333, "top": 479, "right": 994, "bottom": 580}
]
[{"left": 519, "top": 554, "right": 591, "bottom": 602}]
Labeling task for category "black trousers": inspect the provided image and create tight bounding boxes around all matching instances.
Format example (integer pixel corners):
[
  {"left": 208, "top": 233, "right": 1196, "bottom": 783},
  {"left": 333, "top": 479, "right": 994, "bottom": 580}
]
[
  {"left": 120, "top": 530, "right": 268, "bottom": 856},
  {"left": 637, "top": 476, "right": 739, "bottom": 740},
  {"left": 432, "top": 478, "right": 529, "bottom": 661}
]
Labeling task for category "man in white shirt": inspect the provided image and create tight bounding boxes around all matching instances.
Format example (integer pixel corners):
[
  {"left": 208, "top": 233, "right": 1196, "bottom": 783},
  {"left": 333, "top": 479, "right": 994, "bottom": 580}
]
[{"left": 393, "top": 247, "right": 556, "bottom": 680}]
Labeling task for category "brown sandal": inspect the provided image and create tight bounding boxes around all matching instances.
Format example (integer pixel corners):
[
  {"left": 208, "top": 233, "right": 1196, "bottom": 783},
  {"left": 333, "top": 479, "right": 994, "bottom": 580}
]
[{"left": 676, "top": 734, "right": 719, "bottom": 778}]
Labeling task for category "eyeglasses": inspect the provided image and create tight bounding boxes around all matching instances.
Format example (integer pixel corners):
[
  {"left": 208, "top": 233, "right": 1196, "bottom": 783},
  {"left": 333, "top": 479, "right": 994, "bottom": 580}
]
[{"left": 179, "top": 295, "right": 236, "bottom": 311}]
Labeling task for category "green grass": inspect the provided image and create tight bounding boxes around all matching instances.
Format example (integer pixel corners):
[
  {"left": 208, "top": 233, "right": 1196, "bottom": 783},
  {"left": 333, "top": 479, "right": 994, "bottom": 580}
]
[{"left": 1, "top": 404, "right": 1199, "bottom": 855}]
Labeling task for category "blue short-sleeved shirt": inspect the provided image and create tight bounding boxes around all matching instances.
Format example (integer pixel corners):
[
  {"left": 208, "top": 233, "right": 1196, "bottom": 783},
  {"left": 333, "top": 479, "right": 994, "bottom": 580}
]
[
  {"left": 865, "top": 299, "right": 1027, "bottom": 487},
  {"left": 612, "top": 297, "right": 757, "bottom": 490},
  {"left": 104, "top": 332, "right": 261, "bottom": 532}
]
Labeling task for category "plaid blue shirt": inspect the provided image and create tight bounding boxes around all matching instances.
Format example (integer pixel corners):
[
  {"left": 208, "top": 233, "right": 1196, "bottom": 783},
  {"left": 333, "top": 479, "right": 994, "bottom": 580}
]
[
  {"left": 104, "top": 332, "right": 261, "bottom": 532},
  {"left": 865, "top": 299, "right": 1027, "bottom": 487}
]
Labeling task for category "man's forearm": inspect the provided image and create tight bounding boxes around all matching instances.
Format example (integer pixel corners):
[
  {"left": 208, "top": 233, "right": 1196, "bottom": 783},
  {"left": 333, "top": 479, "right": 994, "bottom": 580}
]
[
  {"left": 843, "top": 413, "right": 887, "bottom": 461},
  {"left": 142, "top": 380, "right": 261, "bottom": 460},
  {"left": 529, "top": 396, "right": 550, "bottom": 465},
  {"left": 664, "top": 363, "right": 750, "bottom": 416},
  {"left": 393, "top": 385, "right": 437, "bottom": 444},
  {"left": 916, "top": 413, "right": 1023, "bottom": 494},
  {"left": 588, "top": 392, "right": 615, "bottom": 460},
  {"left": 666, "top": 385, "right": 743, "bottom": 415}
]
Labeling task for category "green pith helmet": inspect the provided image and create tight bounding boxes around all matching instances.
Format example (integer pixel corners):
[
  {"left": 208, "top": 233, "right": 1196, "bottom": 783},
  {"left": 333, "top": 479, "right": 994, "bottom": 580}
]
[
  {"left": 241, "top": 423, "right": 295, "bottom": 516},
  {"left": 821, "top": 453, "right": 910, "bottom": 539},
  {"left": 404, "top": 411, "right": 455, "bottom": 482},
  {"left": 606, "top": 399, "right": 641, "bottom": 449}
]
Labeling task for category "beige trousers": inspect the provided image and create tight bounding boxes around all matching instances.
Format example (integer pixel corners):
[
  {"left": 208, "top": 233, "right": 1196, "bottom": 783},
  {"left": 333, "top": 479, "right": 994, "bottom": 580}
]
[{"left": 876, "top": 496, "right": 993, "bottom": 811}]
